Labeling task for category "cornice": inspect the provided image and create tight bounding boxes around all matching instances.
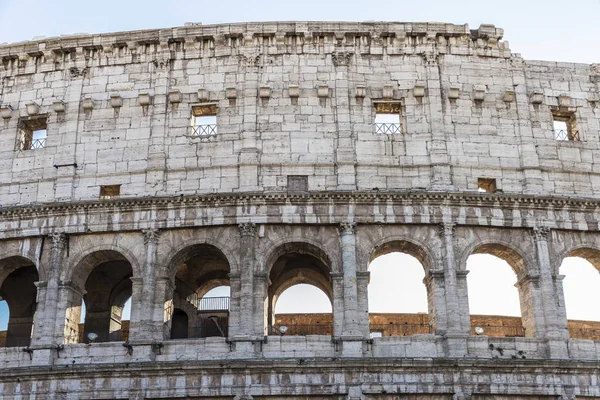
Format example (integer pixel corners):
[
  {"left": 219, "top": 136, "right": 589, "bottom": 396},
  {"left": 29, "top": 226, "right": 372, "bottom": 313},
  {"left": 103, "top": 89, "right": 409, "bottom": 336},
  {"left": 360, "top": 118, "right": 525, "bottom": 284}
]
[{"left": 1, "top": 190, "right": 599, "bottom": 220}]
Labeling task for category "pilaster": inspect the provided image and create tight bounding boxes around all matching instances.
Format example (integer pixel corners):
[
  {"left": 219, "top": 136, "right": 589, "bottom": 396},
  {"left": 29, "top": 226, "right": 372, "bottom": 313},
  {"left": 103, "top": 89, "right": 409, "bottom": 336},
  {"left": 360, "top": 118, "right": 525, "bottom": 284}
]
[
  {"left": 234, "top": 223, "right": 257, "bottom": 338},
  {"left": 338, "top": 222, "right": 361, "bottom": 338}
]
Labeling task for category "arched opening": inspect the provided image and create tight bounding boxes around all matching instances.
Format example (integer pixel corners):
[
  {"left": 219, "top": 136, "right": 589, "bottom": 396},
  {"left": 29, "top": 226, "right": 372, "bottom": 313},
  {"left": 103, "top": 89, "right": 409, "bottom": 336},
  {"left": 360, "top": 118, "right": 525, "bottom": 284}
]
[
  {"left": 0, "top": 257, "right": 39, "bottom": 347},
  {"left": 166, "top": 244, "right": 231, "bottom": 339},
  {"left": 466, "top": 244, "right": 528, "bottom": 338},
  {"left": 560, "top": 248, "right": 600, "bottom": 340},
  {"left": 66, "top": 250, "right": 133, "bottom": 343},
  {"left": 367, "top": 241, "right": 431, "bottom": 337},
  {"left": 267, "top": 242, "right": 333, "bottom": 336},
  {"left": 273, "top": 284, "right": 332, "bottom": 335}
]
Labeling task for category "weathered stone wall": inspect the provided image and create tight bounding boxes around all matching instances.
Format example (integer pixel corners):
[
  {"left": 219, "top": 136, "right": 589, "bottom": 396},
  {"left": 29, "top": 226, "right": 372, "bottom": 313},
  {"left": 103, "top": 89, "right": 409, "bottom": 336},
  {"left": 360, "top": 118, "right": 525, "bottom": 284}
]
[
  {"left": 0, "top": 21, "right": 599, "bottom": 399},
  {"left": 0, "top": 22, "right": 599, "bottom": 206}
]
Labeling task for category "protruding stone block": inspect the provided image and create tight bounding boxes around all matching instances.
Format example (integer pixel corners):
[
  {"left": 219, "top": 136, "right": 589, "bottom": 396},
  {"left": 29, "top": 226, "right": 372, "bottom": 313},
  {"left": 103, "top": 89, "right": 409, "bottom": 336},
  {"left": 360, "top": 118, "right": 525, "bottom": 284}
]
[
  {"left": 259, "top": 86, "right": 271, "bottom": 99},
  {"left": 559, "top": 95, "right": 572, "bottom": 108},
  {"left": 26, "top": 102, "right": 39, "bottom": 115},
  {"left": 168, "top": 90, "right": 181, "bottom": 104},
  {"left": 82, "top": 97, "right": 94, "bottom": 110},
  {"left": 110, "top": 95, "right": 122, "bottom": 108},
  {"left": 413, "top": 85, "right": 425, "bottom": 98},
  {"left": 52, "top": 100, "right": 66, "bottom": 113},
  {"left": 473, "top": 85, "right": 486, "bottom": 101},
  {"left": 138, "top": 93, "right": 151, "bottom": 106},
  {"left": 355, "top": 86, "right": 366, "bottom": 98},
  {"left": 288, "top": 85, "right": 300, "bottom": 98},
  {"left": 0, "top": 105, "right": 13, "bottom": 119},
  {"left": 197, "top": 88, "right": 209, "bottom": 102},
  {"left": 383, "top": 85, "right": 394, "bottom": 99},
  {"left": 448, "top": 87, "right": 460, "bottom": 99},
  {"left": 530, "top": 91, "right": 544, "bottom": 104},
  {"left": 226, "top": 87, "right": 237, "bottom": 99},
  {"left": 503, "top": 90, "right": 515, "bottom": 103},
  {"left": 317, "top": 85, "right": 329, "bottom": 98}
]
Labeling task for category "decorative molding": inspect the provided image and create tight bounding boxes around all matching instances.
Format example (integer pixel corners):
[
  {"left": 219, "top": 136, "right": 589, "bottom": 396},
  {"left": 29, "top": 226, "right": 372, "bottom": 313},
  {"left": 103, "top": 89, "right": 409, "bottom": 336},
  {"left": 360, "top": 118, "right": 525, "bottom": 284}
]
[
  {"left": 238, "top": 223, "right": 257, "bottom": 237},
  {"left": 49, "top": 232, "right": 68, "bottom": 249},
  {"left": 142, "top": 228, "right": 160, "bottom": 245},
  {"left": 531, "top": 226, "right": 550, "bottom": 242},
  {"left": 338, "top": 222, "right": 356, "bottom": 235},
  {"left": 437, "top": 222, "right": 455, "bottom": 238},
  {"left": 331, "top": 51, "right": 352, "bottom": 66}
]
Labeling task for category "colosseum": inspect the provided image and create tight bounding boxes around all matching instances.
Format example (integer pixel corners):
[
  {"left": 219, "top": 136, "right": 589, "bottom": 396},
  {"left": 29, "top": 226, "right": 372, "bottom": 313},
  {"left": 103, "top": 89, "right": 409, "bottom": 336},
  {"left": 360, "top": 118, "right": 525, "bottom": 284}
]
[{"left": 0, "top": 20, "right": 599, "bottom": 399}]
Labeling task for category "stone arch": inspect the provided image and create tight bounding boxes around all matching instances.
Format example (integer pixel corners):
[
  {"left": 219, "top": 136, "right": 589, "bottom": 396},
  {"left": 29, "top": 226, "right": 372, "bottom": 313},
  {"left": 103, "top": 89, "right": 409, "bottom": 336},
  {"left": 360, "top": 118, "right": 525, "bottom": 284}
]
[
  {"left": 263, "top": 240, "right": 335, "bottom": 335},
  {"left": 62, "top": 245, "right": 142, "bottom": 290},
  {"left": 0, "top": 255, "right": 39, "bottom": 347},
  {"left": 260, "top": 238, "right": 336, "bottom": 276},
  {"left": 460, "top": 236, "right": 536, "bottom": 338},
  {"left": 367, "top": 236, "right": 436, "bottom": 273},
  {"left": 553, "top": 243, "right": 600, "bottom": 275},
  {"left": 163, "top": 241, "right": 233, "bottom": 340},
  {"left": 365, "top": 238, "right": 437, "bottom": 336},
  {"left": 458, "top": 238, "right": 533, "bottom": 278},
  {"left": 61, "top": 247, "right": 137, "bottom": 343},
  {"left": 163, "top": 240, "right": 236, "bottom": 284}
]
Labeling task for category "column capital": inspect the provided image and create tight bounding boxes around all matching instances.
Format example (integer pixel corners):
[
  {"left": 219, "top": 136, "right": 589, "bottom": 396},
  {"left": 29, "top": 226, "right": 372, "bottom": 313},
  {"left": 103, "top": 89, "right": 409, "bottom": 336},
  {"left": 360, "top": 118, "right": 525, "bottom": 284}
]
[
  {"left": 238, "top": 222, "right": 257, "bottom": 237},
  {"left": 142, "top": 228, "right": 160, "bottom": 245},
  {"left": 338, "top": 222, "right": 356, "bottom": 235},
  {"left": 437, "top": 222, "right": 455, "bottom": 238},
  {"left": 330, "top": 272, "right": 344, "bottom": 280},
  {"left": 49, "top": 232, "right": 68, "bottom": 249},
  {"left": 531, "top": 226, "right": 550, "bottom": 242}
]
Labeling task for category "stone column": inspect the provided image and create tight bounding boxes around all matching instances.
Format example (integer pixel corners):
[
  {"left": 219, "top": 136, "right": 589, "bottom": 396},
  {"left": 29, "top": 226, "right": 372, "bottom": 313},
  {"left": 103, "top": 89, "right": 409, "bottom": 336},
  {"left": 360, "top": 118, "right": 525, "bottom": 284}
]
[
  {"left": 331, "top": 273, "right": 345, "bottom": 337},
  {"left": 155, "top": 276, "right": 174, "bottom": 340},
  {"left": 252, "top": 273, "right": 269, "bottom": 336},
  {"left": 531, "top": 227, "right": 569, "bottom": 358},
  {"left": 356, "top": 271, "right": 370, "bottom": 337},
  {"left": 134, "top": 228, "right": 163, "bottom": 341},
  {"left": 235, "top": 223, "right": 257, "bottom": 338},
  {"left": 30, "top": 281, "right": 47, "bottom": 346},
  {"left": 437, "top": 223, "right": 467, "bottom": 334},
  {"left": 36, "top": 233, "right": 68, "bottom": 346},
  {"left": 338, "top": 223, "right": 361, "bottom": 338},
  {"left": 228, "top": 272, "right": 242, "bottom": 337},
  {"left": 54, "top": 281, "right": 85, "bottom": 344},
  {"left": 424, "top": 53, "right": 453, "bottom": 190},
  {"left": 422, "top": 270, "right": 447, "bottom": 335},
  {"left": 126, "top": 277, "right": 144, "bottom": 341}
]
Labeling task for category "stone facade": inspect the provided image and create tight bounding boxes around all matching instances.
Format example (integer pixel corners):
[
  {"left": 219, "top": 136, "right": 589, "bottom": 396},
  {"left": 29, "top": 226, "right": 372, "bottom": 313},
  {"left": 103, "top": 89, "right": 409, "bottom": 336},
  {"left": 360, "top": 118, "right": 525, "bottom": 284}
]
[{"left": 0, "top": 21, "right": 599, "bottom": 399}]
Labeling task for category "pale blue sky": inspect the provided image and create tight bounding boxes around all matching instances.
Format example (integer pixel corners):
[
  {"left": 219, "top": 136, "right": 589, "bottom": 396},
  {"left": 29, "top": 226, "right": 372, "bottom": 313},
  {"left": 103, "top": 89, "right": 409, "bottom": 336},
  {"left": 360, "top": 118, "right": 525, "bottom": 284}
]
[{"left": 0, "top": 0, "right": 599, "bottom": 63}]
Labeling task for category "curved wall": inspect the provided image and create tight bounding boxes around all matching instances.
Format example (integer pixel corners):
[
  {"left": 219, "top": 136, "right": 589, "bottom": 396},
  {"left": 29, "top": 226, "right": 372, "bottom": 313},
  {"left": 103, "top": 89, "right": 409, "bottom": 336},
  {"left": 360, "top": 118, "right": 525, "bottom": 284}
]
[{"left": 0, "top": 22, "right": 599, "bottom": 205}]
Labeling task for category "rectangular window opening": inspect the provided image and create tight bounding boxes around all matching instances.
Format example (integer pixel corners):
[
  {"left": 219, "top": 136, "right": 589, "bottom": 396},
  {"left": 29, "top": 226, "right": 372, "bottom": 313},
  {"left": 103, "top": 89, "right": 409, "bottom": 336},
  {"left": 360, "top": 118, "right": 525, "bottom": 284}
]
[
  {"left": 369, "top": 331, "right": 383, "bottom": 339},
  {"left": 552, "top": 111, "right": 579, "bottom": 141},
  {"left": 287, "top": 175, "right": 308, "bottom": 191},
  {"left": 19, "top": 117, "right": 47, "bottom": 150},
  {"left": 478, "top": 178, "right": 497, "bottom": 193},
  {"left": 191, "top": 104, "right": 217, "bottom": 136},
  {"left": 374, "top": 102, "right": 402, "bottom": 134},
  {"left": 99, "top": 185, "right": 121, "bottom": 199}
]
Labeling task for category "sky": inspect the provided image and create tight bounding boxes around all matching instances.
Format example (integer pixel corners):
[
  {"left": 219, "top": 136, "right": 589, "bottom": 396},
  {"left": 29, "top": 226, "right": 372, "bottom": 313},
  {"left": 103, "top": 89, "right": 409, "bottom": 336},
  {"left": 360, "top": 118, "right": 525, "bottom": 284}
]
[
  {"left": 0, "top": 0, "right": 599, "bottom": 64},
  {"left": 0, "top": 1, "right": 599, "bottom": 330}
]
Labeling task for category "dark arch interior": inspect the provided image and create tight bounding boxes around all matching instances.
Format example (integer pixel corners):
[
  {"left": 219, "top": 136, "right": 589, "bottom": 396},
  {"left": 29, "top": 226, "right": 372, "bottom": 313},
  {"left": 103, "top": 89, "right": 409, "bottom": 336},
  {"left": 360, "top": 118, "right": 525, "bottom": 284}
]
[
  {"left": 169, "top": 244, "right": 231, "bottom": 339},
  {"left": 82, "top": 260, "right": 133, "bottom": 342},
  {"left": 0, "top": 262, "right": 39, "bottom": 347}
]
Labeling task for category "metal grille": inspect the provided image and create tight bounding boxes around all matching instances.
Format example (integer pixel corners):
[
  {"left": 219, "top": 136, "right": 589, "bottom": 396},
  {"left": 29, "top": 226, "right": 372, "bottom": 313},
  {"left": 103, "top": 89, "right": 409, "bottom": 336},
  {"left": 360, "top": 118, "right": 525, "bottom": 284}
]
[
  {"left": 555, "top": 129, "right": 579, "bottom": 141},
  {"left": 375, "top": 123, "right": 401, "bottom": 134},
  {"left": 30, "top": 138, "right": 46, "bottom": 149},
  {"left": 191, "top": 124, "right": 217, "bottom": 136}
]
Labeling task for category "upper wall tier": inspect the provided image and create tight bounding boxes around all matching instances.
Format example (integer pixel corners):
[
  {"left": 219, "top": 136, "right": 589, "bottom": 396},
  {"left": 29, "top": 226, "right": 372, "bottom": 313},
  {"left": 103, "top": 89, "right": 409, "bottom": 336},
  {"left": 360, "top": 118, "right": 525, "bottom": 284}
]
[{"left": 0, "top": 21, "right": 599, "bottom": 206}]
